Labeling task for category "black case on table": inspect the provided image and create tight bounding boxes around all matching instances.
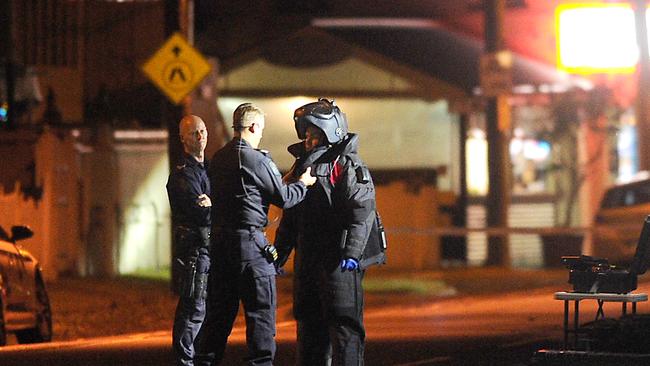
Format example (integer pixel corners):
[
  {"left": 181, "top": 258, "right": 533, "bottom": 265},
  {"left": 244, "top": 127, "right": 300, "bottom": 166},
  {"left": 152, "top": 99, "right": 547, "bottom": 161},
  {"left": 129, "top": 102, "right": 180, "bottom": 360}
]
[{"left": 561, "top": 216, "right": 650, "bottom": 294}]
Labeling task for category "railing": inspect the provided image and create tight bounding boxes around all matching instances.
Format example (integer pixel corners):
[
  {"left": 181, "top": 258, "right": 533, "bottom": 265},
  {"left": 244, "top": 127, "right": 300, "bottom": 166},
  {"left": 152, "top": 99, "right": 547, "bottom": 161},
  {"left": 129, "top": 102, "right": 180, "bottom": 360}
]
[
  {"left": 379, "top": 226, "right": 592, "bottom": 268},
  {"left": 386, "top": 226, "right": 591, "bottom": 236}
]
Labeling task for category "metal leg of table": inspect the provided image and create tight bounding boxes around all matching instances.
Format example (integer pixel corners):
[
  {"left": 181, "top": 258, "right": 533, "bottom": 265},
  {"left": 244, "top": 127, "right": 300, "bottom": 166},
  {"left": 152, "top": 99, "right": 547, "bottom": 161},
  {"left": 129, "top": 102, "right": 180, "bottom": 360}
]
[
  {"left": 574, "top": 300, "right": 580, "bottom": 348},
  {"left": 633, "top": 302, "right": 637, "bottom": 314},
  {"left": 596, "top": 300, "right": 605, "bottom": 320},
  {"left": 623, "top": 301, "right": 627, "bottom": 316},
  {"left": 563, "top": 299, "right": 569, "bottom": 349}
]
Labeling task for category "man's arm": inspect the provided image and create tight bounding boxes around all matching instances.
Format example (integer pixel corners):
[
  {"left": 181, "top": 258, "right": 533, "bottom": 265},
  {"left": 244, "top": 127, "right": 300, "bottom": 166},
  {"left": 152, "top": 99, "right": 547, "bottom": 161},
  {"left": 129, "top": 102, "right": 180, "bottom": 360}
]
[
  {"left": 254, "top": 157, "right": 314, "bottom": 209},
  {"left": 168, "top": 170, "right": 211, "bottom": 226}
]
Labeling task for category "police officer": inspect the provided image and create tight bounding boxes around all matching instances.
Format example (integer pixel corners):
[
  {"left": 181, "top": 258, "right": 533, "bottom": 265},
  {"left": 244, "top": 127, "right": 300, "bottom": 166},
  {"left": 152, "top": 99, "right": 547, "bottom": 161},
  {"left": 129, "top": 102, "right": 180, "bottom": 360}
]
[
  {"left": 167, "top": 115, "right": 212, "bottom": 366},
  {"left": 275, "top": 99, "right": 383, "bottom": 366},
  {"left": 196, "top": 103, "right": 316, "bottom": 366}
]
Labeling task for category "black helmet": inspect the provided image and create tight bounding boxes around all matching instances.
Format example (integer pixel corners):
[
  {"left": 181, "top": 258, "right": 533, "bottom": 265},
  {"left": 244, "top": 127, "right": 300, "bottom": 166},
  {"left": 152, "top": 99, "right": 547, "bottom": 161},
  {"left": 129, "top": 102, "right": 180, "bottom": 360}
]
[{"left": 294, "top": 98, "right": 348, "bottom": 144}]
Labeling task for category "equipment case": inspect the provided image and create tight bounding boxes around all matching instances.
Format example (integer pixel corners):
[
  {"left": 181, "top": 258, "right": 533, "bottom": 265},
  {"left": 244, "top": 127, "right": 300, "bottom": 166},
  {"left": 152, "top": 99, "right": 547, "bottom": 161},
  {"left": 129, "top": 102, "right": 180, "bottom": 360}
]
[{"left": 561, "top": 216, "right": 650, "bottom": 294}]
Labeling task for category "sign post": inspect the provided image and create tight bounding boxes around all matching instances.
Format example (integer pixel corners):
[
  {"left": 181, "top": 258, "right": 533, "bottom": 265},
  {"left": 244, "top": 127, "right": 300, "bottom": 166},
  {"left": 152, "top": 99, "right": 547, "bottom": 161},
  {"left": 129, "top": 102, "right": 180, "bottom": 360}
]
[{"left": 484, "top": 0, "right": 511, "bottom": 267}]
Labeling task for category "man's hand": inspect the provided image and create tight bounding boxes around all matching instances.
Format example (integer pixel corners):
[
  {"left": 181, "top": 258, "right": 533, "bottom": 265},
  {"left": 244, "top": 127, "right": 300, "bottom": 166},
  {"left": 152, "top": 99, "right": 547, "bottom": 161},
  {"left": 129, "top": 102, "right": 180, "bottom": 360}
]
[
  {"left": 340, "top": 258, "right": 359, "bottom": 272},
  {"left": 197, "top": 194, "right": 212, "bottom": 207},
  {"left": 274, "top": 263, "right": 286, "bottom": 276},
  {"left": 298, "top": 167, "right": 317, "bottom": 187},
  {"left": 273, "top": 244, "right": 292, "bottom": 276}
]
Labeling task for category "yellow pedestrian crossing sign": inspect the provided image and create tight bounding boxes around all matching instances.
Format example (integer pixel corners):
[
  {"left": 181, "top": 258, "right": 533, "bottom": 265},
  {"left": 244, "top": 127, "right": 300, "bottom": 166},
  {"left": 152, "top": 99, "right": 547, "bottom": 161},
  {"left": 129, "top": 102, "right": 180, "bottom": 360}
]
[{"left": 141, "top": 33, "right": 212, "bottom": 105}]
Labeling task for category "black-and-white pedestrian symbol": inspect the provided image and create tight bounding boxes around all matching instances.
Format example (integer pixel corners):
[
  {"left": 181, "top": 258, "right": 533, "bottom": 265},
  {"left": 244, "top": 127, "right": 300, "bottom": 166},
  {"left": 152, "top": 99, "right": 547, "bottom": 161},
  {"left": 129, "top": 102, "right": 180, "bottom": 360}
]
[
  {"left": 163, "top": 61, "right": 193, "bottom": 91},
  {"left": 169, "top": 67, "right": 186, "bottom": 82}
]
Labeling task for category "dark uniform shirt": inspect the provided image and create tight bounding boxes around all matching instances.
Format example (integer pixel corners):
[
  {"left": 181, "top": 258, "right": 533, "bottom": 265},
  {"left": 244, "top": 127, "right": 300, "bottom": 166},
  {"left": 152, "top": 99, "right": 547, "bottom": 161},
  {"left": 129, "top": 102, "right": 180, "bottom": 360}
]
[
  {"left": 209, "top": 137, "right": 308, "bottom": 229},
  {"left": 166, "top": 153, "right": 211, "bottom": 228}
]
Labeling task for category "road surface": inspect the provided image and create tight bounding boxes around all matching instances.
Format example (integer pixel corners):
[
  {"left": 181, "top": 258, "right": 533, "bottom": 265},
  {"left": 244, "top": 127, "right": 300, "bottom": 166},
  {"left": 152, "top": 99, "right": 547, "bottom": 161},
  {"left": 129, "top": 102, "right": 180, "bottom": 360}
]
[{"left": 2, "top": 284, "right": 648, "bottom": 365}]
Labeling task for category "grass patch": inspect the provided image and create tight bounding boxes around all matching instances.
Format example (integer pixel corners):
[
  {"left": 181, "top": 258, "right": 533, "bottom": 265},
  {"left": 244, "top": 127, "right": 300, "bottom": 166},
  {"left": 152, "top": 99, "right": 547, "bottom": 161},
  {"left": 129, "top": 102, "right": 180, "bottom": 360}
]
[
  {"left": 123, "top": 269, "right": 457, "bottom": 297},
  {"left": 364, "top": 278, "right": 457, "bottom": 296},
  {"left": 125, "top": 267, "right": 172, "bottom": 281}
]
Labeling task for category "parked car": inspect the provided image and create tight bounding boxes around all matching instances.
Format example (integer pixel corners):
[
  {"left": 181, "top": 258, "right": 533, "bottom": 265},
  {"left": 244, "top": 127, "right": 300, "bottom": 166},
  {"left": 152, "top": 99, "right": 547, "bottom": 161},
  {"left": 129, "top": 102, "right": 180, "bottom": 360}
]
[
  {"left": 593, "top": 178, "right": 650, "bottom": 264},
  {"left": 0, "top": 225, "right": 52, "bottom": 345}
]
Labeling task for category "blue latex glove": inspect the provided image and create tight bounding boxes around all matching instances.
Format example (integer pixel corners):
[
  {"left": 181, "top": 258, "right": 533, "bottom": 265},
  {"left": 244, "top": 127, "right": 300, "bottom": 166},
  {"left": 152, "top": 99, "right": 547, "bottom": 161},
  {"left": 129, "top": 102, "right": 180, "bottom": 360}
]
[{"left": 340, "top": 258, "right": 359, "bottom": 272}]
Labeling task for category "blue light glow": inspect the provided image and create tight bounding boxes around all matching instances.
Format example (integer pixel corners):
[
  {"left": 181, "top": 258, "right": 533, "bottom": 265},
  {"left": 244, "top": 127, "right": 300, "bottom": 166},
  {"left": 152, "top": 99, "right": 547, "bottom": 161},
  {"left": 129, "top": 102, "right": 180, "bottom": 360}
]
[{"left": 0, "top": 104, "right": 7, "bottom": 122}]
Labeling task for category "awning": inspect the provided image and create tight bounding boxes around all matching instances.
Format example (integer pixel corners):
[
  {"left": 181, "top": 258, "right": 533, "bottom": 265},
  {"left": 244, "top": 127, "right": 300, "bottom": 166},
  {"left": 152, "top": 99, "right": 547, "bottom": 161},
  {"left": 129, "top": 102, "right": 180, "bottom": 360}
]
[{"left": 312, "top": 18, "right": 591, "bottom": 93}]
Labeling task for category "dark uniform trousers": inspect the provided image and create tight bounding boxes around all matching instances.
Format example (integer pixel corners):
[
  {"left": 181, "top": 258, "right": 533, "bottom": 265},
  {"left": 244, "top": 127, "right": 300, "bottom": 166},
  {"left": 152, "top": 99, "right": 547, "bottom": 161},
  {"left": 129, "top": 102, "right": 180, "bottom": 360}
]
[
  {"left": 173, "top": 227, "right": 211, "bottom": 366},
  {"left": 294, "top": 264, "right": 365, "bottom": 366},
  {"left": 196, "top": 228, "right": 277, "bottom": 366}
]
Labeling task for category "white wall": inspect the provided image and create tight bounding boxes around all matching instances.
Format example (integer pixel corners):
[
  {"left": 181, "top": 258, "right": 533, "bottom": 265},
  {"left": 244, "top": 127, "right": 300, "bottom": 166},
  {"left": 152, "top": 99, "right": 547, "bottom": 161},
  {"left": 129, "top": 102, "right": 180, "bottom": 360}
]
[
  {"left": 217, "top": 97, "right": 458, "bottom": 190},
  {"left": 114, "top": 138, "right": 171, "bottom": 274}
]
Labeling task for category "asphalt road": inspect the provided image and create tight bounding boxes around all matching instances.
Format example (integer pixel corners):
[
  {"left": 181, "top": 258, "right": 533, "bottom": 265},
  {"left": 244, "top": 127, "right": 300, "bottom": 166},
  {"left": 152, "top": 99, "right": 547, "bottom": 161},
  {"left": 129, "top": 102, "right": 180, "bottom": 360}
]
[
  {"left": 3, "top": 278, "right": 649, "bottom": 365},
  {"left": 0, "top": 284, "right": 584, "bottom": 366}
]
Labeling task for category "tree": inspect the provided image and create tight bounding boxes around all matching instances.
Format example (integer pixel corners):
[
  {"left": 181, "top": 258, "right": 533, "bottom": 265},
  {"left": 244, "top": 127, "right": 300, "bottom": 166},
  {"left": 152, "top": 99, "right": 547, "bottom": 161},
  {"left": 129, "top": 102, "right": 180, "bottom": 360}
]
[
  {"left": 546, "top": 86, "right": 620, "bottom": 228},
  {"left": 533, "top": 85, "right": 620, "bottom": 266}
]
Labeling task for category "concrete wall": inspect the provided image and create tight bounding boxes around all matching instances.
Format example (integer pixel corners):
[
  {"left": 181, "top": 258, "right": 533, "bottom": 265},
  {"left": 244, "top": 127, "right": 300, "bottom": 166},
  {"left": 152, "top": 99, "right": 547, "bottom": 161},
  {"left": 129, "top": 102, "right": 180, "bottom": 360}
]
[
  {"left": 35, "top": 129, "right": 82, "bottom": 278},
  {"left": 113, "top": 133, "right": 170, "bottom": 274},
  {"left": 80, "top": 126, "right": 119, "bottom": 277},
  {"left": 0, "top": 128, "right": 82, "bottom": 280},
  {"left": 79, "top": 128, "right": 172, "bottom": 277}
]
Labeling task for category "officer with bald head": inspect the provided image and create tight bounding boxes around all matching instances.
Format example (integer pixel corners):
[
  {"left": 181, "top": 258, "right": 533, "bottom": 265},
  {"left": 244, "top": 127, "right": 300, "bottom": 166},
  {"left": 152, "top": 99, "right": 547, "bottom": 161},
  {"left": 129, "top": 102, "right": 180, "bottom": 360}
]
[{"left": 167, "top": 114, "right": 212, "bottom": 366}]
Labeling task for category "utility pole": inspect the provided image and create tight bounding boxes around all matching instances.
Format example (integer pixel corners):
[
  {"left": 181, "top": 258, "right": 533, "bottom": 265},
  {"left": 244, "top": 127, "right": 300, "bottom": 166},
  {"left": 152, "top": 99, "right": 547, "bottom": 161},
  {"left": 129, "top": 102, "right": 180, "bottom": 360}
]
[
  {"left": 484, "top": 0, "right": 511, "bottom": 266},
  {"left": 164, "top": 0, "right": 184, "bottom": 187},
  {"left": 165, "top": 0, "right": 192, "bottom": 293},
  {"left": 179, "top": 0, "right": 194, "bottom": 115},
  {"left": 635, "top": 0, "right": 650, "bottom": 172}
]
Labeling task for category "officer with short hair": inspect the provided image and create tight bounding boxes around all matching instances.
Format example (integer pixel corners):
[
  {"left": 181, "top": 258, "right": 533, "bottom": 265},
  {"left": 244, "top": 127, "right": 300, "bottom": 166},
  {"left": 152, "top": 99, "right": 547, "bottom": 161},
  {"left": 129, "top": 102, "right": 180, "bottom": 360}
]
[
  {"left": 275, "top": 98, "right": 384, "bottom": 366},
  {"left": 167, "top": 115, "right": 212, "bottom": 366},
  {"left": 196, "top": 103, "right": 316, "bottom": 366}
]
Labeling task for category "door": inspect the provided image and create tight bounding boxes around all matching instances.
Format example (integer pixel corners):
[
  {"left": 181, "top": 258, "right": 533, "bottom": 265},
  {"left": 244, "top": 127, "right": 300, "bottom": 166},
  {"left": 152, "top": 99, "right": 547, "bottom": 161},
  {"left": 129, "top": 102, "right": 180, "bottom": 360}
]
[{"left": 0, "top": 241, "right": 22, "bottom": 308}]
